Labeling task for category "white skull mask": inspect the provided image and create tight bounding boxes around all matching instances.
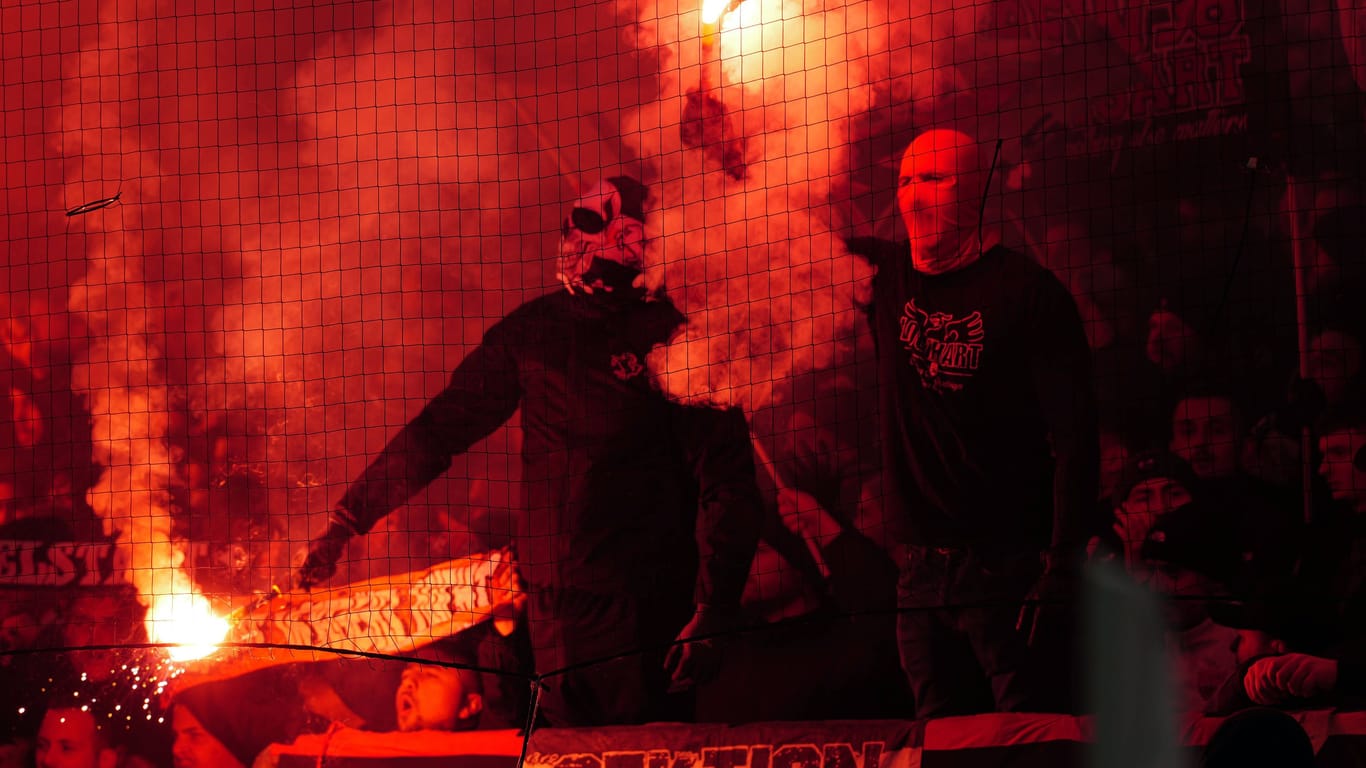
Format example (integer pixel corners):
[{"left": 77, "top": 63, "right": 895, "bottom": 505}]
[{"left": 557, "top": 178, "right": 648, "bottom": 295}]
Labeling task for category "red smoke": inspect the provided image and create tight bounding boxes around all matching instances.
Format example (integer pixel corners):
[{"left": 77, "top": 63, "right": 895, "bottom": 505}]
[
  {"left": 4, "top": 0, "right": 1360, "bottom": 613},
  {"left": 2, "top": 0, "right": 658, "bottom": 602}
]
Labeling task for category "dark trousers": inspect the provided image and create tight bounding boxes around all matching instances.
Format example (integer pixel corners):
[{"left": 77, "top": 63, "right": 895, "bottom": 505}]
[
  {"left": 695, "top": 609, "right": 912, "bottom": 723},
  {"left": 896, "top": 545, "right": 1053, "bottom": 718},
  {"left": 527, "top": 585, "right": 693, "bottom": 727}
]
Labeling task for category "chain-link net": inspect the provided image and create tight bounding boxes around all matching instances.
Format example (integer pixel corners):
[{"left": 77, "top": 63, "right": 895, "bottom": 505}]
[{"left": 2, "top": 0, "right": 1364, "bottom": 763}]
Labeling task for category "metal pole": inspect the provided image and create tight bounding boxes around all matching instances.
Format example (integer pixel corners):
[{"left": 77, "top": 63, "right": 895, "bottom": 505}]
[
  {"left": 1285, "top": 174, "right": 1315, "bottom": 525},
  {"left": 749, "top": 433, "right": 832, "bottom": 580}
]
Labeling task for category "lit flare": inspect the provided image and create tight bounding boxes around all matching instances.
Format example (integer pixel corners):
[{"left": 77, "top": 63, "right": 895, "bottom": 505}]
[
  {"left": 147, "top": 591, "right": 230, "bottom": 662},
  {"left": 701, "top": 0, "right": 729, "bottom": 25}
]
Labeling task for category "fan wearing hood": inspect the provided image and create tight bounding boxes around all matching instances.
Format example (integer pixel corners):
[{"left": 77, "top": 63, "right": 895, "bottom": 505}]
[{"left": 295, "top": 177, "right": 763, "bottom": 727}]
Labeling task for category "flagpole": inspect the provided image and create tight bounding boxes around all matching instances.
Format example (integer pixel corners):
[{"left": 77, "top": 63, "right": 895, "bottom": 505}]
[
  {"left": 1285, "top": 173, "right": 1315, "bottom": 526},
  {"left": 749, "top": 434, "right": 832, "bottom": 580}
]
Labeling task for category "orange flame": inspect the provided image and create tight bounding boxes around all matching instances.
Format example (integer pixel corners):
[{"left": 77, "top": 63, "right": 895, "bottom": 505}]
[
  {"left": 701, "top": 0, "right": 729, "bottom": 25},
  {"left": 147, "top": 590, "right": 230, "bottom": 662}
]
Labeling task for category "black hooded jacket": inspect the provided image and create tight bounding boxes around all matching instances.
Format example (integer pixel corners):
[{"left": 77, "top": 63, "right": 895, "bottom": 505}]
[{"left": 333, "top": 290, "right": 763, "bottom": 609}]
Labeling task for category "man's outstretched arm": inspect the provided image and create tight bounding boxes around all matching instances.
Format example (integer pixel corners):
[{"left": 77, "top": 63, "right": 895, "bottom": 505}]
[{"left": 299, "top": 323, "right": 523, "bottom": 587}]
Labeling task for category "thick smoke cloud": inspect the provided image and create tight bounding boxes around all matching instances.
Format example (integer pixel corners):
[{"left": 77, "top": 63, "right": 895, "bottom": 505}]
[
  {"left": 15, "top": 0, "right": 644, "bottom": 606},
  {"left": 627, "top": 0, "right": 992, "bottom": 410},
  {"left": 53, "top": 8, "right": 192, "bottom": 613},
  {"left": 71, "top": 249, "right": 186, "bottom": 603}
]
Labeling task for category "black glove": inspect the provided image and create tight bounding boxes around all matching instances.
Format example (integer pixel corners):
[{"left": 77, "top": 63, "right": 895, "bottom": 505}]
[{"left": 297, "top": 516, "right": 356, "bottom": 590}]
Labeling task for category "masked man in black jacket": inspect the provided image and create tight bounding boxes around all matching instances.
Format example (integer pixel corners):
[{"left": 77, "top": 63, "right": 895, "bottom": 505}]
[
  {"left": 851, "top": 126, "right": 1100, "bottom": 717},
  {"left": 295, "top": 177, "right": 763, "bottom": 727}
]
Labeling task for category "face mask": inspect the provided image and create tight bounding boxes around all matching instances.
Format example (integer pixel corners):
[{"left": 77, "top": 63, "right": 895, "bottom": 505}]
[
  {"left": 897, "top": 130, "right": 989, "bottom": 270},
  {"left": 579, "top": 256, "right": 646, "bottom": 300},
  {"left": 557, "top": 178, "right": 649, "bottom": 296}
]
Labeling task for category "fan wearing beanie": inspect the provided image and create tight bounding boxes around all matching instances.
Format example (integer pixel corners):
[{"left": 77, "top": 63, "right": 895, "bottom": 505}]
[{"left": 1135, "top": 499, "right": 1241, "bottom": 712}]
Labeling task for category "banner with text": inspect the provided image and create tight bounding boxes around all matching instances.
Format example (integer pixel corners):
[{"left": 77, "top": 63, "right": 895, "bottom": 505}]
[
  {"left": 0, "top": 538, "right": 120, "bottom": 587},
  {"left": 176, "top": 548, "right": 523, "bottom": 688},
  {"left": 273, "top": 712, "right": 1366, "bottom": 768},
  {"left": 228, "top": 547, "right": 522, "bottom": 653}
]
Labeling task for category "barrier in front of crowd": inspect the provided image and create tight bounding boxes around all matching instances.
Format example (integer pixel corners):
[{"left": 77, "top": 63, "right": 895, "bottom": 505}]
[{"left": 266, "top": 710, "right": 1366, "bottom": 768}]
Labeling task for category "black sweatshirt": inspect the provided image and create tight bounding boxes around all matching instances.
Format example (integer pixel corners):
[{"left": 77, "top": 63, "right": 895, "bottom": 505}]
[
  {"left": 852, "top": 238, "right": 1099, "bottom": 553},
  {"left": 333, "top": 291, "right": 763, "bottom": 610}
]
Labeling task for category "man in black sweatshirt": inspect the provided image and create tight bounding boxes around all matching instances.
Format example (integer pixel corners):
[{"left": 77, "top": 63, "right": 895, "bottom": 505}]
[
  {"left": 294, "top": 177, "right": 763, "bottom": 727},
  {"left": 851, "top": 127, "right": 1099, "bottom": 717}
]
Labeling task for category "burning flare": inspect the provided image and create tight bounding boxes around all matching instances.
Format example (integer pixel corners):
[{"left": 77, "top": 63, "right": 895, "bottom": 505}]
[
  {"left": 147, "top": 587, "right": 230, "bottom": 662},
  {"left": 701, "top": 0, "right": 730, "bottom": 25}
]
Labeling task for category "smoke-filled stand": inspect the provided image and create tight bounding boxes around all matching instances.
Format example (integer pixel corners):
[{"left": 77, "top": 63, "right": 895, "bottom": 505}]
[{"left": 3, "top": 0, "right": 1366, "bottom": 766}]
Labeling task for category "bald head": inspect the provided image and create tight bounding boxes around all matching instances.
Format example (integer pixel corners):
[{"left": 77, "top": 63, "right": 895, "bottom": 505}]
[
  {"left": 897, "top": 129, "right": 997, "bottom": 274},
  {"left": 904, "top": 129, "right": 989, "bottom": 174}
]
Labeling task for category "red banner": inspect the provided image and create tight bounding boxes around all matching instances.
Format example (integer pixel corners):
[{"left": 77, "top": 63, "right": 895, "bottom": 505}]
[
  {"left": 227, "top": 547, "right": 522, "bottom": 654},
  {"left": 176, "top": 549, "right": 522, "bottom": 689}
]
